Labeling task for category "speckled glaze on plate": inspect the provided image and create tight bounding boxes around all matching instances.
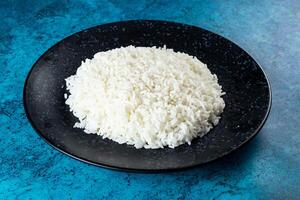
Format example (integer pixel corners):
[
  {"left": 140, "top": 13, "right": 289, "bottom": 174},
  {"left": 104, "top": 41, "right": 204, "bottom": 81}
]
[{"left": 23, "top": 20, "right": 271, "bottom": 172}]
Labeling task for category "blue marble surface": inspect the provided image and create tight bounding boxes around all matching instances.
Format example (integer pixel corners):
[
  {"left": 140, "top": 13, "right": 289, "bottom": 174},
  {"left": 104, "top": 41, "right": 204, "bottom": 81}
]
[{"left": 1, "top": 0, "right": 299, "bottom": 199}]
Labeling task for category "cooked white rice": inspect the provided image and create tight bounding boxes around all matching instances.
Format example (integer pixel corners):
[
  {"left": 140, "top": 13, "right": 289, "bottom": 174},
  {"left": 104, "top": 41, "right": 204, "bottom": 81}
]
[{"left": 65, "top": 46, "right": 225, "bottom": 149}]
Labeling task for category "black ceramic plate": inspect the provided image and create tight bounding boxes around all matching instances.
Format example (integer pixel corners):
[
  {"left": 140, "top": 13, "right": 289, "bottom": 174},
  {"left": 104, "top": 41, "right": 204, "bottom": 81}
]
[{"left": 24, "top": 20, "right": 271, "bottom": 172}]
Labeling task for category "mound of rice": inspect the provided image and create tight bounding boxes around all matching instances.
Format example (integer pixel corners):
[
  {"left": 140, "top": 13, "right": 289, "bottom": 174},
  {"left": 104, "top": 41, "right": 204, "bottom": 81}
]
[{"left": 65, "top": 46, "right": 225, "bottom": 149}]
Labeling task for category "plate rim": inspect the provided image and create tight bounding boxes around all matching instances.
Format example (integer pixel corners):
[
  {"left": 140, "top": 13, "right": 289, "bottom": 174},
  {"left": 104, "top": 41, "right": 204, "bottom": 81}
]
[{"left": 23, "top": 19, "right": 272, "bottom": 173}]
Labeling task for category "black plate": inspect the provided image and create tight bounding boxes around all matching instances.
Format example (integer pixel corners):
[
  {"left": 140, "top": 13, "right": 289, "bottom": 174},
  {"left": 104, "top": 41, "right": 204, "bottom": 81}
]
[{"left": 24, "top": 20, "right": 271, "bottom": 172}]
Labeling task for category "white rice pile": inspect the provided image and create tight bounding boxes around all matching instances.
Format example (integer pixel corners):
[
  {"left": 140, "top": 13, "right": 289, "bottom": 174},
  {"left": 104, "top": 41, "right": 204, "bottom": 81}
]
[{"left": 65, "top": 46, "right": 225, "bottom": 149}]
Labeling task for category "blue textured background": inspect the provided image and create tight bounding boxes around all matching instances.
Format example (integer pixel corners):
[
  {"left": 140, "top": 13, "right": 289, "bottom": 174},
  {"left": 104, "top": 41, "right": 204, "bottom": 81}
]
[{"left": 1, "top": 0, "right": 299, "bottom": 199}]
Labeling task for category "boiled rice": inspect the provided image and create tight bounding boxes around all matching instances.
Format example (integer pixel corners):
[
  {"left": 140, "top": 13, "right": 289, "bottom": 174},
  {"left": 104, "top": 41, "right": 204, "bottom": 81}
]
[{"left": 65, "top": 46, "right": 225, "bottom": 149}]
